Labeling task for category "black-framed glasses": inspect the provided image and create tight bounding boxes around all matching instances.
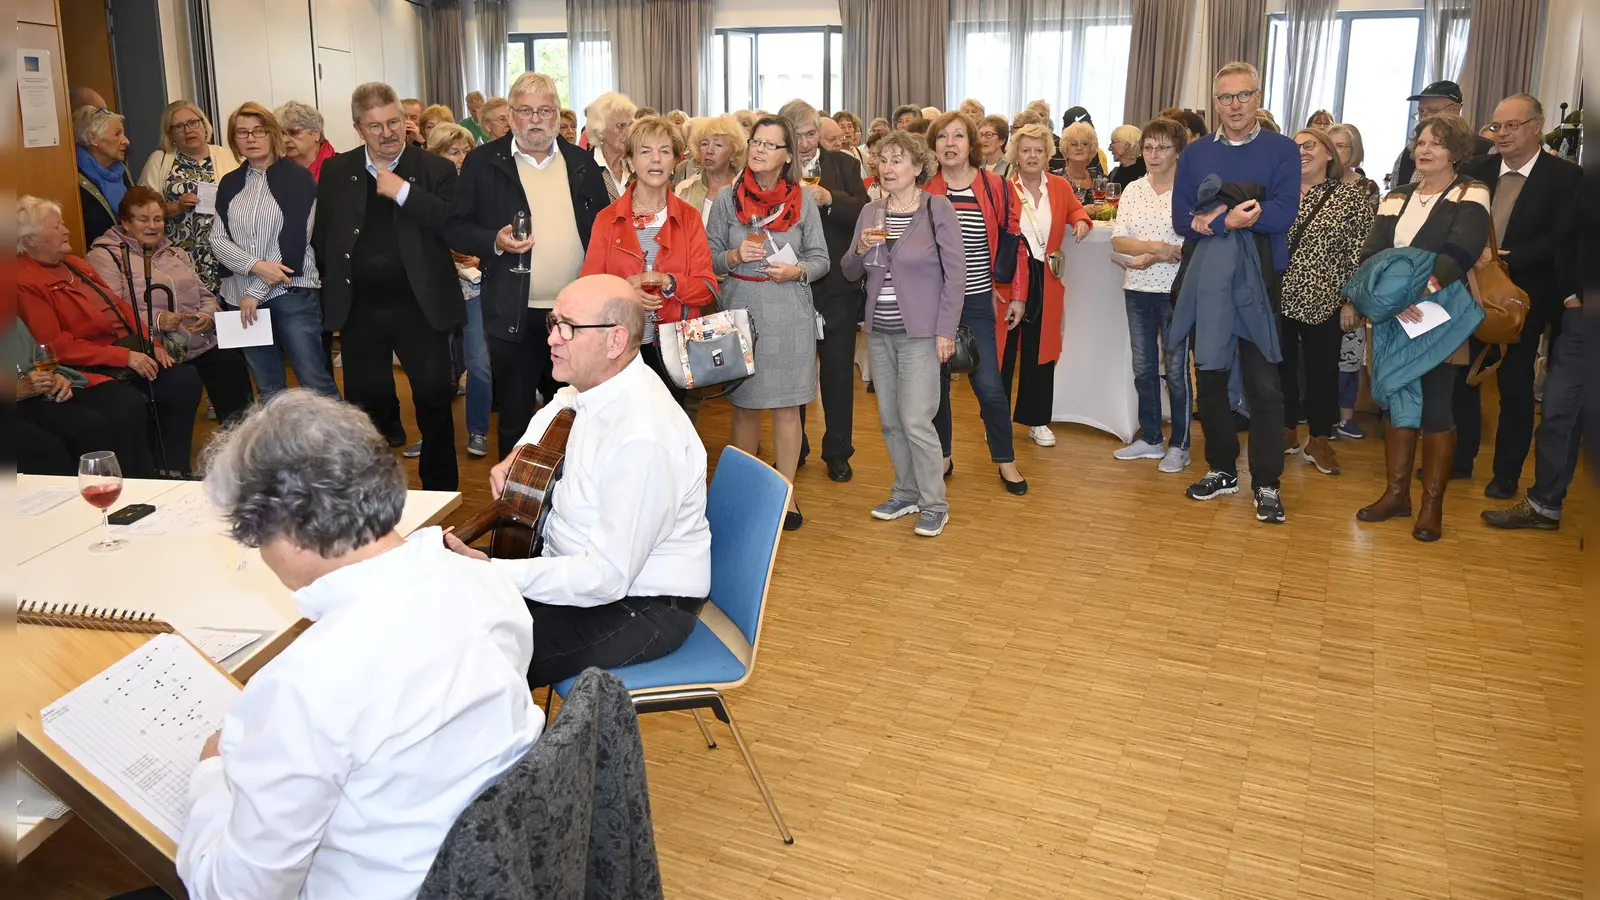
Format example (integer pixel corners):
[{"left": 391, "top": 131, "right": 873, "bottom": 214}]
[
  {"left": 169, "top": 118, "right": 205, "bottom": 133},
  {"left": 1142, "top": 143, "right": 1174, "bottom": 154},
  {"left": 749, "top": 139, "right": 789, "bottom": 151},
  {"left": 545, "top": 312, "right": 617, "bottom": 340},
  {"left": 233, "top": 127, "right": 269, "bottom": 139},
  {"left": 1486, "top": 118, "right": 1536, "bottom": 135},
  {"left": 1214, "top": 89, "right": 1259, "bottom": 107}
]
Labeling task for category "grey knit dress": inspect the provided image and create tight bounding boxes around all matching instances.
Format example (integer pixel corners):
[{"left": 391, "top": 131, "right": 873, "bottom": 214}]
[{"left": 706, "top": 186, "right": 831, "bottom": 409}]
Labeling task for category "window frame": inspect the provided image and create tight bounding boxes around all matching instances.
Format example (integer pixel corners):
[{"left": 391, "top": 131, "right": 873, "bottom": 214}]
[
  {"left": 711, "top": 25, "right": 844, "bottom": 115},
  {"left": 1263, "top": 9, "right": 1425, "bottom": 124}
]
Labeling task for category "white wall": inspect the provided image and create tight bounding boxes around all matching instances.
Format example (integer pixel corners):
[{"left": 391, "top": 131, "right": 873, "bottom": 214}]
[
  {"left": 210, "top": 0, "right": 318, "bottom": 125},
  {"left": 157, "top": 0, "right": 194, "bottom": 100},
  {"left": 1534, "top": 0, "right": 1580, "bottom": 114}
]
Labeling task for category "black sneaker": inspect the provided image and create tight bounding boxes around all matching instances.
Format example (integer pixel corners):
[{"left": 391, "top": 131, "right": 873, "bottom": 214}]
[
  {"left": 1254, "top": 487, "right": 1286, "bottom": 524},
  {"left": 1186, "top": 470, "right": 1239, "bottom": 501}
]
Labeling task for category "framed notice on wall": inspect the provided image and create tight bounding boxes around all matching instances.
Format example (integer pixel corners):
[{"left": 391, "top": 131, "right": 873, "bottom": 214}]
[{"left": 18, "top": 48, "right": 61, "bottom": 148}]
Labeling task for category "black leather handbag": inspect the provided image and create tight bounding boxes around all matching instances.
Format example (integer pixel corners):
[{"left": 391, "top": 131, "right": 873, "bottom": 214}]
[
  {"left": 978, "top": 171, "right": 1022, "bottom": 285},
  {"left": 942, "top": 323, "right": 981, "bottom": 375}
]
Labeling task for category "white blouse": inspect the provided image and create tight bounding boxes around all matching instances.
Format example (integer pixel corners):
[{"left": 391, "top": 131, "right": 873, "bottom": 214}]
[
  {"left": 1110, "top": 176, "right": 1183, "bottom": 293},
  {"left": 1016, "top": 179, "right": 1052, "bottom": 261}
]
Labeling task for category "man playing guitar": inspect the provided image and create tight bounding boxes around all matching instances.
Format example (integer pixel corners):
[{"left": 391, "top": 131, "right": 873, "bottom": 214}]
[{"left": 446, "top": 274, "right": 711, "bottom": 687}]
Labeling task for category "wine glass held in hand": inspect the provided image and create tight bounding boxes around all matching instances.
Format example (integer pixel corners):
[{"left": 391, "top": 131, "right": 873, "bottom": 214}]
[
  {"left": 32, "top": 343, "right": 58, "bottom": 374},
  {"left": 510, "top": 211, "right": 532, "bottom": 274},
  {"left": 79, "top": 451, "right": 128, "bottom": 553}
]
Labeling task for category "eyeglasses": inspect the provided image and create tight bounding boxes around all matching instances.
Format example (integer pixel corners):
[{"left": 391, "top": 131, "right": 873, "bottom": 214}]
[
  {"left": 1213, "top": 89, "right": 1259, "bottom": 107},
  {"left": 169, "top": 119, "right": 205, "bottom": 133},
  {"left": 1486, "top": 117, "right": 1536, "bottom": 135},
  {"left": 1141, "top": 143, "right": 1174, "bottom": 154},
  {"left": 513, "top": 105, "right": 558, "bottom": 120},
  {"left": 1296, "top": 140, "right": 1321, "bottom": 152},
  {"left": 1065, "top": 140, "right": 1093, "bottom": 149},
  {"left": 978, "top": 130, "right": 999, "bottom": 140},
  {"left": 361, "top": 118, "right": 404, "bottom": 136},
  {"left": 233, "top": 127, "right": 269, "bottom": 139},
  {"left": 545, "top": 313, "right": 617, "bottom": 340},
  {"left": 749, "top": 139, "right": 789, "bottom": 151}
]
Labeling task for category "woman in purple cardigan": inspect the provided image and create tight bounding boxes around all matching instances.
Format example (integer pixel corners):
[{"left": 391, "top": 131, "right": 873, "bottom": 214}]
[{"left": 840, "top": 131, "right": 965, "bottom": 538}]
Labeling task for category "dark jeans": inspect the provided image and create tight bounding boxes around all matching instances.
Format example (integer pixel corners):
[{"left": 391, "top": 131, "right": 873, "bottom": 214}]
[
  {"left": 16, "top": 380, "right": 153, "bottom": 476},
  {"left": 1195, "top": 338, "right": 1283, "bottom": 488},
  {"left": 186, "top": 348, "right": 255, "bottom": 425},
  {"left": 132, "top": 363, "right": 204, "bottom": 474},
  {"left": 1453, "top": 298, "right": 1561, "bottom": 482},
  {"left": 525, "top": 596, "right": 704, "bottom": 688},
  {"left": 341, "top": 287, "right": 459, "bottom": 491},
  {"left": 935, "top": 289, "right": 1016, "bottom": 463},
  {"left": 236, "top": 287, "right": 339, "bottom": 398},
  {"left": 1278, "top": 314, "right": 1341, "bottom": 438},
  {"left": 1125, "top": 289, "right": 1191, "bottom": 449},
  {"left": 1418, "top": 361, "right": 1457, "bottom": 433},
  {"left": 1526, "top": 306, "right": 1584, "bottom": 518},
  {"left": 1000, "top": 258, "right": 1055, "bottom": 428},
  {"left": 487, "top": 329, "right": 561, "bottom": 460},
  {"left": 799, "top": 288, "right": 861, "bottom": 463}
]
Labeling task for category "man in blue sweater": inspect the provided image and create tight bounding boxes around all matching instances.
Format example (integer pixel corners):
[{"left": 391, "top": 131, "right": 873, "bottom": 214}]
[{"left": 1170, "top": 61, "right": 1301, "bottom": 524}]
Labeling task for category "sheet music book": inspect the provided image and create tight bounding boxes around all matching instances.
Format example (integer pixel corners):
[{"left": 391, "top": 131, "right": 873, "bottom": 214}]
[{"left": 40, "top": 633, "right": 240, "bottom": 842}]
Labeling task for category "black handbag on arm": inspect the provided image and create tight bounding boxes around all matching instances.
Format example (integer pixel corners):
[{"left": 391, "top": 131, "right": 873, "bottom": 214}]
[{"left": 979, "top": 170, "right": 1022, "bottom": 285}]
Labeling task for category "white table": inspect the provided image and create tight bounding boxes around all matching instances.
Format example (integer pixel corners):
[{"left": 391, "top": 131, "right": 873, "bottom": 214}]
[
  {"left": 1051, "top": 223, "right": 1145, "bottom": 443},
  {"left": 12, "top": 476, "right": 461, "bottom": 860}
]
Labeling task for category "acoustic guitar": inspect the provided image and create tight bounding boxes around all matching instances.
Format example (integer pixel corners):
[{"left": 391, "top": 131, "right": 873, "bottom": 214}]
[{"left": 450, "top": 407, "right": 576, "bottom": 558}]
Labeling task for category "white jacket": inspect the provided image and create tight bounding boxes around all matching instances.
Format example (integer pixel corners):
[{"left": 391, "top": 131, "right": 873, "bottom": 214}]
[{"left": 138, "top": 145, "right": 239, "bottom": 192}]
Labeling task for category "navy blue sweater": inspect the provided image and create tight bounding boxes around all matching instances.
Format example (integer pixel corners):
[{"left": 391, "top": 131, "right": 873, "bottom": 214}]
[{"left": 1171, "top": 129, "right": 1301, "bottom": 271}]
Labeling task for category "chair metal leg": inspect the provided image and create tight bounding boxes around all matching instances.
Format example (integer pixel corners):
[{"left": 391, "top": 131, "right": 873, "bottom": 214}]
[
  {"left": 717, "top": 697, "right": 793, "bottom": 844},
  {"left": 690, "top": 709, "right": 717, "bottom": 749}
]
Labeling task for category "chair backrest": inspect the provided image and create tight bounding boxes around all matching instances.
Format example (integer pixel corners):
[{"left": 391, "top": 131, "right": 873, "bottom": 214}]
[{"left": 706, "top": 446, "right": 790, "bottom": 652}]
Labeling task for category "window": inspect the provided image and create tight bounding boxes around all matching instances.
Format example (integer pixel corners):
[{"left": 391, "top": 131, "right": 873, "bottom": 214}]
[
  {"left": 947, "top": 7, "right": 1133, "bottom": 128},
  {"left": 1264, "top": 11, "right": 1424, "bottom": 179},
  {"left": 507, "top": 33, "right": 572, "bottom": 108},
  {"left": 708, "top": 26, "right": 843, "bottom": 116}
]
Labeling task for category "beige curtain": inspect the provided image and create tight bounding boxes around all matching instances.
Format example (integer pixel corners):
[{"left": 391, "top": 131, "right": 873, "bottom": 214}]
[
  {"left": 840, "top": 0, "right": 949, "bottom": 122},
  {"left": 478, "top": 0, "right": 510, "bottom": 100},
  {"left": 1123, "top": 0, "right": 1194, "bottom": 125},
  {"left": 1457, "top": 0, "right": 1538, "bottom": 126},
  {"left": 424, "top": 0, "right": 468, "bottom": 111},
  {"left": 1206, "top": 0, "right": 1266, "bottom": 84},
  {"left": 639, "top": 0, "right": 714, "bottom": 114},
  {"left": 1282, "top": 0, "right": 1339, "bottom": 132}
]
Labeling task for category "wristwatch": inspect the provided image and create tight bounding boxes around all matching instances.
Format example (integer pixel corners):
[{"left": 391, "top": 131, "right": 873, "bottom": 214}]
[{"left": 663, "top": 274, "right": 678, "bottom": 296}]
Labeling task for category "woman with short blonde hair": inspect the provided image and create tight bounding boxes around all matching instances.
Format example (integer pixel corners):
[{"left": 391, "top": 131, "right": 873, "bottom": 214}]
[
  {"left": 586, "top": 91, "right": 638, "bottom": 199},
  {"left": 420, "top": 104, "right": 453, "bottom": 142},
  {"left": 1059, "top": 121, "right": 1102, "bottom": 205},
  {"left": 1108, "top": 123, "right": 1146, "bottom": 188},
  {"left": 477, "top": 97, "right": 511, "bottom": 141},
  {"left": 426, "top": 122, "right": 476, "bottom": 168},
  {"left": 675, "top": 114, "right": 747, "bottom": 223},
  {"left": 139, "top": 100, "right": 240, "bottom": 291}
]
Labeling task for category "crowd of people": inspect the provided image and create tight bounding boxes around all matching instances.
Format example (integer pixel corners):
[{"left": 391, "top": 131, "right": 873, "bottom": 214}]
[{"left": 17, "top": 65, "right": 1582, "bottom": 540}]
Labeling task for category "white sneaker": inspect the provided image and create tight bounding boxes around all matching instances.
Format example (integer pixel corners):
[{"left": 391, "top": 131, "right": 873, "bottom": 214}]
[
  {"left": 1113, "top": 439, "right": 1165, "bottom": 461},
  {"left": 1028, "top": 425, "right": 1057, "bottom": 447},
  {"left": 1158, "top": 447, "right": 1191, "bottom": 473}
]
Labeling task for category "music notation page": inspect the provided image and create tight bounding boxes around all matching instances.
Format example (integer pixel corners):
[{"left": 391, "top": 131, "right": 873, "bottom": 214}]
[{"left": 41, "top": 633, "right": 240, "bottom": 842}]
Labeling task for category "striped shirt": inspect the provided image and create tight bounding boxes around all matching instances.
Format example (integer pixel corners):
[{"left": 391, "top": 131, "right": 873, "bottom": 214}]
[
  {"left": 209, "top": 165, "right": 319, "bottom": 307},
  {"left": 635, "top": 207, "right": 666, "bottom": 345},
  {"left": 945, "top": 186, "right": 992, "bottom": 294},
  {"left": 871, "top": 211, "right": 913, "bottom": 333}
]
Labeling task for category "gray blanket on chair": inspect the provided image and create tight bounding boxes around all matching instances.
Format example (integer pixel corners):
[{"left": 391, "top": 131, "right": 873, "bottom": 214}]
[{"left": 417, "top": 668, "right": 663, "bottom": 900}]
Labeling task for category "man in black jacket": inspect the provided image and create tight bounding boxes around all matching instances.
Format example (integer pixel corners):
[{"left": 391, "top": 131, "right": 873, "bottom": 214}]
[
  {"left": 1389, "top": 81, "right": 1493, "bottom": 186},
  {"left": 448, "top": 72, "right": 611, "bottom": 459},
  {"left": 1455, "top": 93, "right": 1583, "bottom": 497},
  {"left": 314, "top": 82, "right": 463, "bottom": 491},
  {"left": 780, "top": 99, "right": 870, "bottom": 482}
]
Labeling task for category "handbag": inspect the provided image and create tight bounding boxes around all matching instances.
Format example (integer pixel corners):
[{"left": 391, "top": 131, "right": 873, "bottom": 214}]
[
  {"left": 1462, "top": 196, "right": 1528, "bottom": 386},
  {"left": 662, "top": 308, "right": 757, "bottom": 397},
  {"left": 978, "top": 171, "right": 1022, "bottom": 285},
  {"left": 942, "top": 323, "right": 982, "bottom": 375},
  {"left": 67, "top": 262, "right": 163, "bottom": 382}
]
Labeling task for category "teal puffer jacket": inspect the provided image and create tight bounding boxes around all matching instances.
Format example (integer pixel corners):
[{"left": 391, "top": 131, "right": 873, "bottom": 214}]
[{"left": 1344, "top": 246, "right": 1482, "bottom": 429}]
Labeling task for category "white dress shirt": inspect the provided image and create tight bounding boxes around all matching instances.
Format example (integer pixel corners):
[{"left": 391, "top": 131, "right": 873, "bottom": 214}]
[
  {"left": 364, "top": 146, "right": 410, "bottom": 206},
  {"left": 178, "top": 527, "right": 543, "bottom": 900},
  {"left": 491, "top": 354, "right": 711, "bottom": 607},
  {"left": 1499, "top": 153, "right": 1538, "bottom": 178}
]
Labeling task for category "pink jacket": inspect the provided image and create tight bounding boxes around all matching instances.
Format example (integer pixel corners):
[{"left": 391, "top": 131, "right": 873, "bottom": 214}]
[{"left": 86, "top": 227, "right": 221, "bottom": 358}]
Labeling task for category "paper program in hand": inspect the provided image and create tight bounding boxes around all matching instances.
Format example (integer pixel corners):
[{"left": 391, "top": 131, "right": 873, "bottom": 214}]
[
  {"left": 214, "top": 309, "right": 275, "bottom": 348},
  {"left": 1399, "top": 300, "right": 1451, "bottom": 339}
]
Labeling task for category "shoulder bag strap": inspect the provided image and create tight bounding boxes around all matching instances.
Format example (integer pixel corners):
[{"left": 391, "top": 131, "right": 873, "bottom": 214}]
[
  {"left": 1287, "top": 183, "right": 1336, "bottom": 258},
  {"left": 65, "top": 260, "right": 140, "bottom": 338}
]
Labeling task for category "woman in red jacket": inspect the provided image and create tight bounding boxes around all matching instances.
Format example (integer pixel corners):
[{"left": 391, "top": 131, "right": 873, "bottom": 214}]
[
  {"left": 924, "top": 111, "right": 1032, "bottom": 494},
  {"left": 1003, "top": 123, "right": 1092, "bottom": 448},
  {"left": 580, "top": 115, "right": 719, "bottom": 405}
]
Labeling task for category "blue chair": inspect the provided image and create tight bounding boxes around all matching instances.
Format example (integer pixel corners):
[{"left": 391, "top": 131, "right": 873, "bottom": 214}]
[{"left": 552, "top": 445, "right": 794, "bottom": 843}]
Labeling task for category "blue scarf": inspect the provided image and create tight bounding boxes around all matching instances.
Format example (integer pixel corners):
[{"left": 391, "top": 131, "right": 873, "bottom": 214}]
[{"left": 77, "top": 144, "right": 129, "bottom": 213}]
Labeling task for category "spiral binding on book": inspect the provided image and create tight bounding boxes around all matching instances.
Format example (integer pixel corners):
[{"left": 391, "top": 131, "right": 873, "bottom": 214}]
[{"left": 18, "top": 600, "right": 175, "bottom": 635}]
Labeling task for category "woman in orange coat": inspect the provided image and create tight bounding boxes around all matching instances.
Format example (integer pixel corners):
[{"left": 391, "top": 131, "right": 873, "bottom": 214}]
[
  {"left": 1002, "top": 123, "right": 1091, "bottom": 447},
  {"left": 580, "top": 115, "right": 719, "bottom": 404}
]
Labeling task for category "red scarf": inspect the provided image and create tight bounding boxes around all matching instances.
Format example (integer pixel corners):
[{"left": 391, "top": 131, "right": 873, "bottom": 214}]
[{"left": 732, "top": 168, "right": 803, "bottom": 233}]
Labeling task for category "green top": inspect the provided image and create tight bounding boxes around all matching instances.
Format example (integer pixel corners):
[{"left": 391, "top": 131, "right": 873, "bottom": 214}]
[{"left": 459, "top": 116, "right": 487, "bottom": 145}]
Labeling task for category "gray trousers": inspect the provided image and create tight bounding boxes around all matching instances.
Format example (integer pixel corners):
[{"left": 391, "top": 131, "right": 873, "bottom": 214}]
[{"left": 869, "top": 331, "right": 947, "bottom": 514}]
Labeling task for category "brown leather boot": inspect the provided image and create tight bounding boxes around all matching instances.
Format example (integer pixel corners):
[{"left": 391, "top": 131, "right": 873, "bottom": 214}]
[
  {"left": 1413, "top": 429, "right": 1456, "bottom": 542},
  {"left": 1357, "top": 425, "right": 1417, "bottom": 522}
]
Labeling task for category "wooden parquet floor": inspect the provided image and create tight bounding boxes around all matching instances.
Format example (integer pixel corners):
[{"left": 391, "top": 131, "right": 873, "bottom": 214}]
[{"left": 19, "top": 365, "right": 1585, "bottom": 899}]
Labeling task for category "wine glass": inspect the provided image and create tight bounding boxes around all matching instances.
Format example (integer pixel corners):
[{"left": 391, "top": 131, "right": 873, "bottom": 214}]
[
  {"left": 32, "top": 342, "right": 58, "bottom": 375},
  {"left": 1105, "top": 182, "right": 1121, "bottom": 204},
  {"left": 509, "top": 210, "right": 532, "bottom": 274},
  {"left": 639, "top": 259, "right": 663, "bottom": 344},
  {"left": 1092, "top": 176, "right": 1108, "bottom": 204},
  {"left": 864, "top": 206, "right": 889, "bottom": 268},
  {"left": 79, "top": 451, "right": 128, "bottom": 553}
]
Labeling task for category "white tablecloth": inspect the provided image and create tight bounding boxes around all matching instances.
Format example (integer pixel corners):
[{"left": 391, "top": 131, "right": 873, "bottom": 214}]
[{"left": 1051, "top": 224, "right": 1143, "bottom": 443}]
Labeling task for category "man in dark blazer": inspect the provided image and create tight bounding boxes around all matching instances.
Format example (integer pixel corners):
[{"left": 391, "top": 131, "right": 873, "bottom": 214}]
[
  {"left": 780, "top": 99, "right": 870, "bottom": 482},
  {"left": 1454, "top": 93, "right": 1582, "bottom": 497},
  {"left": 314, "top": 82, "right": 463, "bottom": 491},
  {"left": 447, "top": 71, "right": 610, "bottom": 459},
  {"left": 1389, "top": 81, "right": 1493, "bottom": 186}
]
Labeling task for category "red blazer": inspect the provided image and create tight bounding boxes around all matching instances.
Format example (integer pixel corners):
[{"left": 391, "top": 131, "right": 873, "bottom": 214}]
[
  {"left": 17, "top": 254, "right": 150, "bottom": 385},
  {"left": 924, "top": 167, "right": 1031, "bottom": 307},
  {"left": 580, "top": 185, "right": 719, "bottom": 324},
  {"left": 1004, "top": 173, "right": 1091, "bottom": 364}
]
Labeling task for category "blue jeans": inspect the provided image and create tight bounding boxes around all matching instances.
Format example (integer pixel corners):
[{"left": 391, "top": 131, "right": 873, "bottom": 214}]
[
  {"left": 463, "top": 291, "right": 492, "bottom": 437},
  {"left": 935, "top": 290, "right": 1016, "bottom": 463},
  {"left": 1125, "top": 290, "right": 1190, "bottom": 449},
  {"left": 236, "top": 287, "right": 339, "bottom": 398}
]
